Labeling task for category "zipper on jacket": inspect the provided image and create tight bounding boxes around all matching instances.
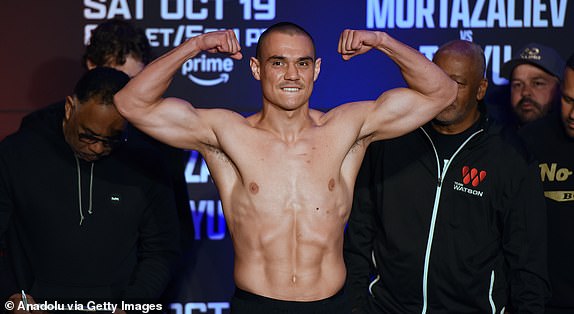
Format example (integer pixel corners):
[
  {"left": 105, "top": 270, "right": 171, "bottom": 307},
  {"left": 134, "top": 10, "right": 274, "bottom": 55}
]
[
  {"left": 419, "top": 127, "right": 484, "bottom": 314},
  {"left": 489, "top": 270, "right": 496, "bottom": 313},
  {"left": 368, "top": 250, "right": 381, "bottom": 296}
]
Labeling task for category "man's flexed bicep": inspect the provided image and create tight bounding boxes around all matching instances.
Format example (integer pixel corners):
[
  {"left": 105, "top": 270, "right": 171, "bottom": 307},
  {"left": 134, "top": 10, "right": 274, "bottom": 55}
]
[
  {"left": 338, "top": 29, "right": 457, "bottom": 142},
  {"left": 114, "top": 29, "right": 242, "bottom": 149},
  {"left": 359, "top": 87, "right": 451, "bottom": 141}
]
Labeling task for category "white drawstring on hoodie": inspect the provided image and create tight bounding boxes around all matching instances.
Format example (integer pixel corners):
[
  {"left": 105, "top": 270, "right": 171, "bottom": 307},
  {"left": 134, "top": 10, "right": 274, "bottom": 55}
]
[{"left": 75, "top": 156, "right": 94, "bottom": 226}]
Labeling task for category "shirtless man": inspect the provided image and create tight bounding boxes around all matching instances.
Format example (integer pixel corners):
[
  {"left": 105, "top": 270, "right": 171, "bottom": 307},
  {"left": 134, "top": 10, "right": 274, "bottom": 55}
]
[{"left": 114, "top": 22, "right": 457, "bottom": 313}]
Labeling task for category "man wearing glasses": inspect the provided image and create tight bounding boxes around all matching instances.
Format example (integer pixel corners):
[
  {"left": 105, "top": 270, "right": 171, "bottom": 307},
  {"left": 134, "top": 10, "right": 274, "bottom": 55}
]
[{"left": 0, "top": 67, "right": 180, "bottom": 312}]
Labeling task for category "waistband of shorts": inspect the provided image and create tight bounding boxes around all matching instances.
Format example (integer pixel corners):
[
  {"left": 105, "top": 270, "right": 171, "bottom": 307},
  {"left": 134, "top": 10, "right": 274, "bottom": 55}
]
[{"left": 233, "top": 286, "right": 345, "bottom": 305}]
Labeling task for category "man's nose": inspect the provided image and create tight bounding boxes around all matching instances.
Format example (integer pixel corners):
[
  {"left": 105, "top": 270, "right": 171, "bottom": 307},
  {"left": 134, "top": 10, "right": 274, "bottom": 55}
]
[
  {"left": 521, "top": 82, "right": 533, "bottom": 96},
  {"left": 284, "top": 64, "right": 300, "bottom": 80},
  {"left": 87, "top": 141, "right": 108, "bottom": 155}
]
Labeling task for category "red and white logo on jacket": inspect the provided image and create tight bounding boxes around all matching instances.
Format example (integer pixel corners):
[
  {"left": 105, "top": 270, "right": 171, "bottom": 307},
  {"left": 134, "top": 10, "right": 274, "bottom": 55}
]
[
  {"left": 462, "top": 166, "right": 487, "bottom": 187},
  {"left": 453, "top": 165, "right": 487, "bottom": 197}
]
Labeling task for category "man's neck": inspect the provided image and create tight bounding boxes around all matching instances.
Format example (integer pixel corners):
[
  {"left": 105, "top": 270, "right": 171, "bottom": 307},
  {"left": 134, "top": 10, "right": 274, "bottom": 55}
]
[{"left": 254, "top": 104, "right": 315, "bottom": 142}]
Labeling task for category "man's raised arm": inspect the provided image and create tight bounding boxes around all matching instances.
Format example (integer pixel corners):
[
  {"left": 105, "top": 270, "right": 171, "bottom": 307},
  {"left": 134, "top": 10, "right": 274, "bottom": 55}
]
[
  {"left": 337, "top": 30, "right": 457, "bottom": 141},
  {"left": 114, "top": 30, "right": 243, "bottom": 149}
]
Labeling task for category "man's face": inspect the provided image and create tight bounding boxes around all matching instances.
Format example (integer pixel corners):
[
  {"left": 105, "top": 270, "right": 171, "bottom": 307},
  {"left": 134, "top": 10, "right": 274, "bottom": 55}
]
[
  {"left": 110, "top": 55, "right": 145, "bottom": 78},
  {"left": 63, "top": 96, "right": 126, "bottom": 162},
  {"left": 87, "top": 54, "right": 145, "bottom": 78},
  {"left": 250, "top": 32, "right": 321, "bottom": 112},
  {"left": 510, "top": 63, "right": 560, "bottom": 124},
  {"left": 432, "top": 50, "right": 487, "bottom": 133},
  {"left": 561, "top": 67, "right": 574, "bottom": 138}
]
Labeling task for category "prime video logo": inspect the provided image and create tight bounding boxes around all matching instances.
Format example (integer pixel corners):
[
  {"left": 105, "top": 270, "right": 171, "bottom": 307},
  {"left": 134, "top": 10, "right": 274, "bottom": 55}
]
[{"left": 181, "top": 54, "right": 234, "bottom": 86}]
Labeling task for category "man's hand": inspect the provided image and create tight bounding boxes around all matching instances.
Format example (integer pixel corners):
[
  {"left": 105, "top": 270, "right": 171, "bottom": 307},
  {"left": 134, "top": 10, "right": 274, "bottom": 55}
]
[
  {"left": 196, "top": 29, "right": 243, "bottom": 60},
  {"left": 338, "top": 29, "right": 381, "bottom": 61},
  {"left": 7, "top": 293, "right": 47, "bottom": 314}
]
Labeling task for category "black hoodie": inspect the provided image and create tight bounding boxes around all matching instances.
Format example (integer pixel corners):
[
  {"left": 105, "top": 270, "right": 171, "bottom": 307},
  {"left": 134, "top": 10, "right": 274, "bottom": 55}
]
[{"left": 0, "top": 102, "right": 180, "bottom": 303}]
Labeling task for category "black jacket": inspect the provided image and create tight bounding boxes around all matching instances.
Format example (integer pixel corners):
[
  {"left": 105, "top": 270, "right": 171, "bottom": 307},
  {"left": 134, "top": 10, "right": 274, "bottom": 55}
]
[
  {"left": 519, "top": 114, "right": 574, "bottom": 313},
  {"left": 344, "top": 116, "right": 550, "bottom": 313},
  {"left": 0, "top": 102, "right": 180, "bottom": 303}
]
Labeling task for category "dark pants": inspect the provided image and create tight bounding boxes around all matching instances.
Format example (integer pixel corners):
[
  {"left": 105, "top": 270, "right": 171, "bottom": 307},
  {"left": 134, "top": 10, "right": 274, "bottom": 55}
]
[{"left": 230, "top": 287, "right": 351, "bottom": 314}]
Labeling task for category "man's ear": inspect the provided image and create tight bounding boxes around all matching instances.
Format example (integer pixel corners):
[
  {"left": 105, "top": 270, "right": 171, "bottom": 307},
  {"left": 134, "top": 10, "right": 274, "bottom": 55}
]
[
  {"left": 313, "top": 58, "right": 322, "bottom": 82},
  {"left": 85, "top": 59, "right": 96, "bottom": 70},
  {"left": 64, "top": 96, "right": 75, "bottom": 121},
  {"left": 477, "top": 78, "right": 488, "bottom": 101},
  {"left": 250, "top": 57, "right": 261, "bottom": 80}
]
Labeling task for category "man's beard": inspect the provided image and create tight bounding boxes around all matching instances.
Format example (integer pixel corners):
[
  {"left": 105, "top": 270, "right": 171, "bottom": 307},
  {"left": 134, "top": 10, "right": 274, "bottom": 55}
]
[{"left": 515, "top": 96, "right": 544, "bottom": 123}]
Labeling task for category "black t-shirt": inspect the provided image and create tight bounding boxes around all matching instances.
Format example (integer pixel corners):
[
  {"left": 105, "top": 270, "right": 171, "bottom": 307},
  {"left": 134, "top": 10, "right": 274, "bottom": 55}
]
[{"left": 427, "top": 120, "right": 481, "bottom": 168}]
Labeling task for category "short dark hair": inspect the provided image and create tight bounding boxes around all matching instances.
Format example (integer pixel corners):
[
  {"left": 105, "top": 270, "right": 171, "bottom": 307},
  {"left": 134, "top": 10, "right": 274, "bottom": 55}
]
[
  {"left": 83, "top": 19, "right": 151, "bottom": 68},
  {"left": 74, "top": 67, "right": 130, "bottom": 106},
  {"left": 567, "top": 53, "right": 574, "bottom": 70},
  {"left": 256, "top": 22, "right": 316, "bottom": 60}
]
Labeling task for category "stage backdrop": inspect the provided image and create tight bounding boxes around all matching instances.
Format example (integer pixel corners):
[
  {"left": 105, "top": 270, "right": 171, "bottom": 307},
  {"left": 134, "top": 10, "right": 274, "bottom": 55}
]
[{"left": 1, "top": 1, "right": 573, "bottom": 313}]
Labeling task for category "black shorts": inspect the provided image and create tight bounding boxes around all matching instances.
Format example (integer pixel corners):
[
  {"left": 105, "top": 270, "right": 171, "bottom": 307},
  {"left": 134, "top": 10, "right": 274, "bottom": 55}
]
[{"left": 230, "top": 287, "right": 351, "bottom": 314}]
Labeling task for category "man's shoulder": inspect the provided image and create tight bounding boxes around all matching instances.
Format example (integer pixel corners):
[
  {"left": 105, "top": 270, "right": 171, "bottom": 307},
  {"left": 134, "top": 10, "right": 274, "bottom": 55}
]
[
  {"left": 0, "top": 131, "right": 52, "bottom": 180},
  {"left": 456, "top": 122, "right": 540, "bottom": 192},
  {"left": 479, "top": 120, "right": 535, "bottom": 166},
  {"left": 517, "top": 115, "right": 557, "bottom": 144},
  {"left": 0, "top": 124, "right": 41, "bottom": 156},
  {"left": 2, "top": 101, "right": 65, "bottom": 150},
  {"left": 19, "top": 101, "right": 65, "bottom": 130}
]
